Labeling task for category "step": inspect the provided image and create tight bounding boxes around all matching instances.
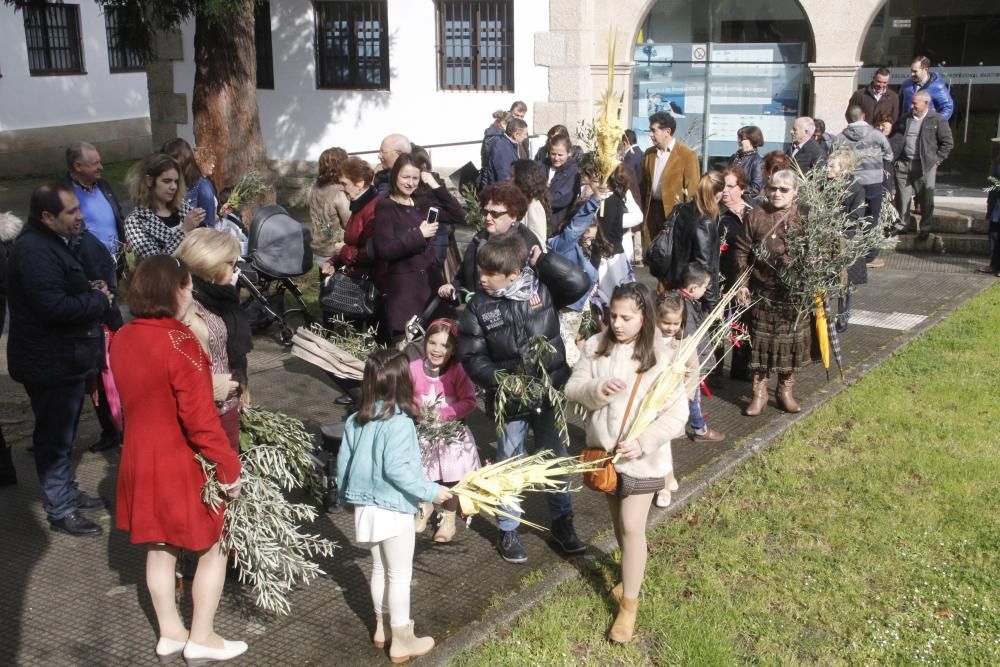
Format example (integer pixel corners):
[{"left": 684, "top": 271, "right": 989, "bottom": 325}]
[
  {"left": 930, "top": 209, "right": 989, "bottom": 234},
  {"left": 890, "top": 233, "right": 990, "bottom": 255}
]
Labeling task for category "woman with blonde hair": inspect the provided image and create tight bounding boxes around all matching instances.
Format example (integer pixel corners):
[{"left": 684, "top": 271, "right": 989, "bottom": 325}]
[
  {"left": 654, "top": 171, "right": 725, "bottom": 312},
  {"left": 174, "top": 228, "right": 252, "bottom": 450},
  {"left": 124, "top": 153, "right": 206, "bottom": 262},
  {"left": 310, "top": 147, "right": 351, "bottom": 267}
]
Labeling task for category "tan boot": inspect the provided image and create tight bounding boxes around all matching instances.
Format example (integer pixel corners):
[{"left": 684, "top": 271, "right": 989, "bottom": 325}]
[
  {"left": 743, "top": 372, "right": 769, "bottom": 416},
  {"left": 414, "top": 502, "right": 432, "bottom": 533},
  {"left": 433, "top": 510, "right": 456, "bottom": 543},
  {"left": 389, "top": 621, "right": 434, "bottom": 663},
  {"left": 610, "top": 582, "right": 623, "bottom": 604},
  {"left": 776, "top": 372, "right": 802, "bottom": 413},
  {"left": 608, "top": 597, "right": 639, "bottom": 644},
  {"left": 373, "top": 613, "right": 391, "bottom": 648}
]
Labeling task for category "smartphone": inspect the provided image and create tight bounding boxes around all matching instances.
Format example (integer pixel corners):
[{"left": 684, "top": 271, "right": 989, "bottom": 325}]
[{"left": 426, "top": 207, "right": 440, "bottom": 224}]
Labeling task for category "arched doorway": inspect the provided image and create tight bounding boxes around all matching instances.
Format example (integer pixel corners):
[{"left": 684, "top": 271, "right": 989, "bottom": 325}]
[
  {"left": 859, "top": 0, "right": 1000, "bottom": 181},
  {"left": 631, "top": 0, "right": 815, "bottom": 169}
]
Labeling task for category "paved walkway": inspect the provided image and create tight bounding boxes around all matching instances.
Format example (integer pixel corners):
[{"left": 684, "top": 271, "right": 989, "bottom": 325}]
[{"left": 0, "top": 242, "right": 995, "bottom": 665}]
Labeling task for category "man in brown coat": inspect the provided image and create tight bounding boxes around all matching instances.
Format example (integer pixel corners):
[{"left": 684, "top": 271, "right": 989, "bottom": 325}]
[
  {"left": 847, "top": 67, "right": 900, "bottom": 126},
  {"left": 639, "top": 112, "right": 701, "bottom": 248}
]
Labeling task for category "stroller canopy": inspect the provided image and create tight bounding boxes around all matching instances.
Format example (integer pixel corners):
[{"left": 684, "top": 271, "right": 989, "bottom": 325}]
[{"left": 248, "top": 204, "right": 313, "bottom": 278}]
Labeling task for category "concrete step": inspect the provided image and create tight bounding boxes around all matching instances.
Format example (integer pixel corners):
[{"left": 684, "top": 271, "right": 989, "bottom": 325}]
[
  {"left": 890, "top": 233, "right": 990, "bottom": 255},
  {"left": 931, "top": 209, "right": 989, "bottom": 234}
]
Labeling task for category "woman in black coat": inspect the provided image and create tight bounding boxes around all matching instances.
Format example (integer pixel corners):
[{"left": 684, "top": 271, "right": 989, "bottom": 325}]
[
  {"left": 538, "top": 135, "right": 581, "bottom": 231},
  {"left": 373, "top": 154, "right": 464, "bottom": 339},
  {"left": 728, "top": 125, "right": 765, "bottom": 200}
]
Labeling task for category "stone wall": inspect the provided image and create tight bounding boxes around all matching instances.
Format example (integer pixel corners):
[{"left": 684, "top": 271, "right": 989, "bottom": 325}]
[{"left": 0, "top": 118, "right": 151, "bottom": 178}]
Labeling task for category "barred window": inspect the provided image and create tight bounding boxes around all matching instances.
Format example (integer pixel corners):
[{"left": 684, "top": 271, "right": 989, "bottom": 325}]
[
  {"left": 255, "top": 1, "right": 275, "bottom": 89},
  {"left": 105, "top": 7, "right": 144, "bottom": 73},
  {"left": 314, "top": 1, "right": 389, "bottom": 91},
  {"left": 436, "top": 1, "right": 513, "bottom": 91},
  {"left": 23, "top": 3, "right": 85, "bottom": 76}
]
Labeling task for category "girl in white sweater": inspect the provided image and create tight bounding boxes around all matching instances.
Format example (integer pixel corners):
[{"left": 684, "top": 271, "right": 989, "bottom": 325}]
[{"left": 565, "top": 282, "right": 688, "bottom": 644}]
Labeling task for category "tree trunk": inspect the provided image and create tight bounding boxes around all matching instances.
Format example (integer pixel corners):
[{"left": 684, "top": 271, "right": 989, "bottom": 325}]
[{"left": 192, "top": 0, "right": 273, "bottom": 205}]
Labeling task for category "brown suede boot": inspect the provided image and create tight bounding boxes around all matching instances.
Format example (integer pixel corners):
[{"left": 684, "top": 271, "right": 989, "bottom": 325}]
[
  {"left": 389, "top": 621, "right": 434, "bottom": 663},
  {"left": 776, "top": 372, "right": 802, "bottom": 413},
  {"left": 608, "top": 597, "right": 639, "bottom": 643},
  {"left": 743, "top": 372, "right": 769, "bottom": 416},
  {"left": 610, "top": 581, "right": 623, "bottom": 604},
  {"left": 373, "top": 613, "right": 390, "bottom": 648}
]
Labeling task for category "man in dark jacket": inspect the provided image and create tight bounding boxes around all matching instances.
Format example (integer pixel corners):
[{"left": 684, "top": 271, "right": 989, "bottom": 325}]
[
  {"left": 892, "top": 91, "right": 954, "bottom": 239},
  {"left": 847, "top": 68, "right": 900, "bottom": 127},
  {"left": 458, "top": 232, "right": 589, "bottom": 564},
  {"left": 899, "top": 56, "right": 954, "bottom": 121},
  {"left": 787, "top": 117, "right": 827, "bottom": 173},
  {"left": 374, "top": 133, "right": 412, "bottom": 196},
  {"left": 63, "top": 142, "right": 126, "bottom": 270},
  {"left": 480, "top": 118, "right": 528, "bottom": 189},
  {"left": 6, "top": 183, "right": 113, "bottom": 536}
]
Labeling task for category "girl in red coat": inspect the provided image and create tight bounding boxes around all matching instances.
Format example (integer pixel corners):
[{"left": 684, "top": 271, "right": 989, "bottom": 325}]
[{"left": 111, "top": 256, "right": 247, "bottom": 665}]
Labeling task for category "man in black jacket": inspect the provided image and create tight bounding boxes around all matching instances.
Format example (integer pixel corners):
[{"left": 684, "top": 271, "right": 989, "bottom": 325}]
[
  {"left": 6, "top": 183, "right": 113, "bottom": 536},
  {"left": 458, "top": 233, "right": 589, "bottom": 564},
  {"left": 787, "top": 117, "right": 827, "bottom": 173}
]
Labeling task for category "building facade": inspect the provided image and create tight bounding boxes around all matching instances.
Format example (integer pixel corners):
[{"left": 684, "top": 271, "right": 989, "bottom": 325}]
[{"left": 0, "top": 2, "right": 151, "bottom": 177}]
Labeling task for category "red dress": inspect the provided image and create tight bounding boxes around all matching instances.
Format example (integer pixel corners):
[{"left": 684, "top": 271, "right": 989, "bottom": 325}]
[{"left": 111, "top": 318, "right": 242, "bottom": 550}]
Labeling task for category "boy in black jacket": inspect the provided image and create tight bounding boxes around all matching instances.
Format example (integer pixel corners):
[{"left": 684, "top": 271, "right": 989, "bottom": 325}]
[
  {"left": 679, "top": 263, "right": 724, "bottom": 442},
  {"left": 458, "top": 232, "right": 589, "bottom": 563}
]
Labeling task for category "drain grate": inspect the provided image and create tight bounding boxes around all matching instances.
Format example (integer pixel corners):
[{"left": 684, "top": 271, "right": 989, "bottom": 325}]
[{"left": 849, "top": 309, "right": 929, "bottom": 331}]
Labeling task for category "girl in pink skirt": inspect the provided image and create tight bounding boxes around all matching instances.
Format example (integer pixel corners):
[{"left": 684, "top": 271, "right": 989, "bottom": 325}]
[{"left": 409, "top": 319, "right": 480, "bottom": 542}]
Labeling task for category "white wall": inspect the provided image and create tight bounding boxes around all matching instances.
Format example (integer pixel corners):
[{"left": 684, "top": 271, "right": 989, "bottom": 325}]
[
  {"left": 172, "top": 0, "right": 549, "bottom": 170},
  {"left": 0, "top": 3, "right": 148, "bottom": 132}
]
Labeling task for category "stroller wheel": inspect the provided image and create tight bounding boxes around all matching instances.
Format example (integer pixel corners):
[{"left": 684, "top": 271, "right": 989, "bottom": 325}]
[{"left": 278, "top": 326, "right": 295, "bottom": 346}]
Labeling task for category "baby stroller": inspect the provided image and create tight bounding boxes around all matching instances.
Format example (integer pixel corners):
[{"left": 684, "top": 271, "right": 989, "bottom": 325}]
[
  {"left": 238, "top": 204, "right": 315, "bottom": 345},
  {"left": 291, "top": 297, "right": 443, "bottom": 512}
]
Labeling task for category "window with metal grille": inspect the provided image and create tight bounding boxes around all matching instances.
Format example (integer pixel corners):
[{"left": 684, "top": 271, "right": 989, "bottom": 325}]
[
  {"left": 314, "top": 1, "right": 389, "bottom": 91},
  {"left": 23, "top": 3, "right": 85, "bottom": 76},
  {"left": 105, "top": 7, "right": 144, "bottom": 73},
  {"left": 255, "top": 1, "right": 275, "bottom": 89},
  {"left": 436, "top": 1, "right": 513, "bottom": 91}
]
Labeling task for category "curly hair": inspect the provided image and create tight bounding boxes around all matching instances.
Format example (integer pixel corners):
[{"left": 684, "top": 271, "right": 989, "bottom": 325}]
[
  {"left": 511, "top": 159, "right": 551, "bottom": 216},
  {"left": 340, "top": 157, "right": 375, "bottom": 186},
  {"left": 762, "top": 150, "right": 792, "bottom": 180},
  {"left": 478, "top": 182, "right": 529, "bottom": 221},
  {"left": 316, "top": 147, "right": 349, "bottom": 187}
]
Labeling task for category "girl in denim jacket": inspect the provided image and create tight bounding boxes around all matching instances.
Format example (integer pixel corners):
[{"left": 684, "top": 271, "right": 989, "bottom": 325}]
[{"left": 337, "top": 349, "right": 451, "bottom": 663}]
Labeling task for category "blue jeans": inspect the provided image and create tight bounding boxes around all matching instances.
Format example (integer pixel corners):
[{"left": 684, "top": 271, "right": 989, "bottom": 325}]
[
  {"left": 495, "top": 407, "right": 573, "bottom": 531},
  {"left": 687, "top": 386, "right": 706, "bottom": 436},
  {"left": 25, "top": 381, "right": 86, "bottom": 521}
]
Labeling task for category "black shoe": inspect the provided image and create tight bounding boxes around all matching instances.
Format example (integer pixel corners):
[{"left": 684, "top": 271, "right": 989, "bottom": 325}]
[
  {"left": 550, "top": 513, "right": 587, "bottom": 555},
  {"left": 887, "top": 224, "right": 906, "bottom": 238},
  {"left": 49, "top": 511, "right": 103, "bottom": 536},
  {"left": 497, "top": 529, "right": 528, "bottom": 564},
  {"left": 76, "top": 491, "right": 106, "bottom": 511},
  {"left": 89, "top": 433, "right": 120, "bottom": 453},
  {"left": 323, "top": 489, "right": 342, "bottom": 514},
  {"left": 917, "top": 230, "right": 931, "bottom": 241},
  {"left": 334, "top": 394, "right": 354, "bottom": 406},
  {"left": 0, "top": 446, "right": 16, "bottom": 486}
]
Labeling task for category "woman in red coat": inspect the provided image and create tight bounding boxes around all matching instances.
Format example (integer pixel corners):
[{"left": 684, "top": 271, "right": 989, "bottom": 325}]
[{"left": 111, "top": 256, "right": 247, "bottom": 664}]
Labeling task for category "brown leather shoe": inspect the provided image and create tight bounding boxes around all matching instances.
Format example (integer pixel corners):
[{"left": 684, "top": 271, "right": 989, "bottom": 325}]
[
  {"left": 776, "top": 373, "right": 802, "bottom": 413},
  {"left": 743, "top": 372, "right": 769, "bottom": 416},
  {"left": 691, "top": 427, "right": 725, "bottom": 442},
  {"left": 866, "top": 258, "right": 885, "bottom": 268}
]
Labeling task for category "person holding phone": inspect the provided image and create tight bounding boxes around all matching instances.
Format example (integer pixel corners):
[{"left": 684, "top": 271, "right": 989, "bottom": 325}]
[{"left": 373, "top": 154, "right": 464, "bottom": 340}]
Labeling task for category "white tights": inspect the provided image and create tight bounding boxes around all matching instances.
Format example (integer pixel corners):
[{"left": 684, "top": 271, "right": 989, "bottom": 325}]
[
  {"left": 606, "top": 493, "right": 654, "bottom": 600},
  {"left": 368, "top": 512, "right": 416, "bottom": 628}
]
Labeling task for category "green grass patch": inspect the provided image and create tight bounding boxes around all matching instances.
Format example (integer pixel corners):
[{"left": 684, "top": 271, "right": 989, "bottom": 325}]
[{"left": 452, "top": 284, "right": 1000, "bottom": 666}]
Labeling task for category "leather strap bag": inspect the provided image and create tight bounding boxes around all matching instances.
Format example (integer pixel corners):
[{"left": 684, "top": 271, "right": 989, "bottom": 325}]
[
  {"left": 320, "top": 267, "right": 379, "bottom": 317},
  {"left": 581, "top": 373, "right": 643, "bottom": 493}
]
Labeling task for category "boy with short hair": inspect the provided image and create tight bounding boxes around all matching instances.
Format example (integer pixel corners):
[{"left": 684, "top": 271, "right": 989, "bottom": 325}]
[
  {"left": 679, "top": 263, "right": 725, "bottom": 443},
  {"left": 458, "top": 232, "right": 590, "bottom": 563}
]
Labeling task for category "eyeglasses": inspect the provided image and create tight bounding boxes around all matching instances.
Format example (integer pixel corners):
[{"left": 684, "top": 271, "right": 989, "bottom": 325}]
[
  {"left": 765, "top": 186, "right": 793, "bottom": 194},
  {"left": 480, "top": 208, "right": 509, "bottom": 219}
]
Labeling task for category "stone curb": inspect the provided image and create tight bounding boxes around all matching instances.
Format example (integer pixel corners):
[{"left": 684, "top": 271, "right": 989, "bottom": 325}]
[{"left": 423, "top": 279, "right": 996, "bottom": 666}]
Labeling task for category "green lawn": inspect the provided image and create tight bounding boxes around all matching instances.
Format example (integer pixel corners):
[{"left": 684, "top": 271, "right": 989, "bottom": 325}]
[{"left": 452, "top": 283, "right": 1000, "bottom": 666}]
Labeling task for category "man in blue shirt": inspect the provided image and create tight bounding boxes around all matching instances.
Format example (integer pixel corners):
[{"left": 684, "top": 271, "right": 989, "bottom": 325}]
[{"left": 65, "top": 142, "right": 125, "bottom": 269}]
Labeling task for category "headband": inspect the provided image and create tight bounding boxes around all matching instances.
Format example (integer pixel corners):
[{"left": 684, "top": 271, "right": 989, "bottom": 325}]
[{"left": 428, "top": 318, "right": 459, "bottom": 337}]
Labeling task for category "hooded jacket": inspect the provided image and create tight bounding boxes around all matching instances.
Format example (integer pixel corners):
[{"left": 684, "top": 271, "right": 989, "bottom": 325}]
[
  {"left": 832, "top": 122, "right": 894, "bottom": 186},
  {"left": 458, "top": 251, "right": 589, "bottom": 419}
]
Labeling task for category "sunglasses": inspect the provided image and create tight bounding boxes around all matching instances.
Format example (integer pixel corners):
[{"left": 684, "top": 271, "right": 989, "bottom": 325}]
[
  {"left": 765, "top": 186, "right": 793, "bottom": 194},
  {"left": 480, "top": 208, "right": 509, "bottom": 219}
]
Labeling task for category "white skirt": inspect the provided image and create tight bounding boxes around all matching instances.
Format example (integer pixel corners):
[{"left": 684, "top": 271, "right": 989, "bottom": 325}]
[{"left": 354, "top": 505, "right": 409, "bottom": 545}]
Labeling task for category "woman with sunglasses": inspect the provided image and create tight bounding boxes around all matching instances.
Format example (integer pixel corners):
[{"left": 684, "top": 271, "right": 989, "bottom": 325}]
[
  {"left": 733, "top": 169, "right": 811, "bottom": 416},
  {"left": 438, "top": 182, "right": 537, "bottom": 303}
]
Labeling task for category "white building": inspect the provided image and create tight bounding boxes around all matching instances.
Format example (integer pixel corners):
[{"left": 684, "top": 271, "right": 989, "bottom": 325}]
[{"left": 0, "top": 2, "right": 150, "bottom": 177}]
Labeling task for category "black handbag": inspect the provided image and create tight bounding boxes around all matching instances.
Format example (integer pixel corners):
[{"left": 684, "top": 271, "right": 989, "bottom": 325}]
[{"left": 320, "top": 268, "right": 379, "bottom": 317}]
